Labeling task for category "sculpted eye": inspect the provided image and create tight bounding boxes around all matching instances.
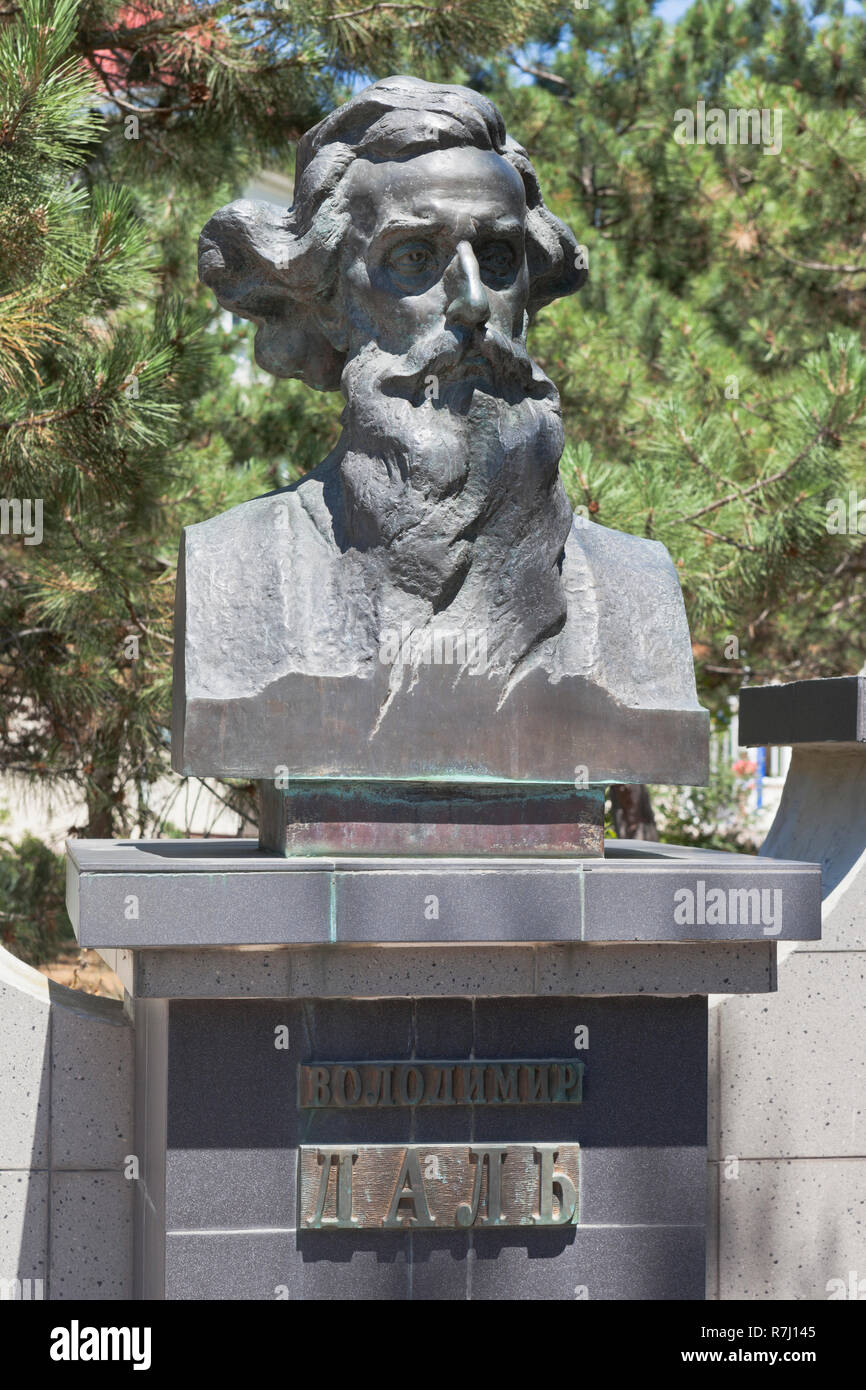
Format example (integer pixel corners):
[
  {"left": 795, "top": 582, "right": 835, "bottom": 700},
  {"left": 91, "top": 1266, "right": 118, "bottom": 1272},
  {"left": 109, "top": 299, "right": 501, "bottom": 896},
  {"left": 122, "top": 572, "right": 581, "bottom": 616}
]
[
  {"left": 388, "top": 241, "right": 436, "bottom": 277},
  {"left": 477, "top": 240, "right": 517, "bottom": 279}
]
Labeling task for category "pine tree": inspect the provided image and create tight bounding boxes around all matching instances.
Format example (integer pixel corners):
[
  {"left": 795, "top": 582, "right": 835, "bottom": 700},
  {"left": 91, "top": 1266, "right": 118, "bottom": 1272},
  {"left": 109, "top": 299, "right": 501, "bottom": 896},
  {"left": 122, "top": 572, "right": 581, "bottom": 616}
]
[
  {"left": 491, "top": 0, "right": 866, "bottom": 690},
  {"left": 0, "top": 0, "right": 262, "bottom": 850},
  {"left": 0, "top": 0, "right": 552, "bottom": 959},
  {"left": 482, "top": 0, "right": 866, "bottom": 839}
]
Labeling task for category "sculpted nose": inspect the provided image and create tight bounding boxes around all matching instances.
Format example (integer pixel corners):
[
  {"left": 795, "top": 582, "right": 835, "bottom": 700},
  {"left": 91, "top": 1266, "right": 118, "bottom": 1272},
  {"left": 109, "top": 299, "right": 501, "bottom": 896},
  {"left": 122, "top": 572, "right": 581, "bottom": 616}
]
[{"left": 445, "top": 241, "right": 490, "bottom": 329}]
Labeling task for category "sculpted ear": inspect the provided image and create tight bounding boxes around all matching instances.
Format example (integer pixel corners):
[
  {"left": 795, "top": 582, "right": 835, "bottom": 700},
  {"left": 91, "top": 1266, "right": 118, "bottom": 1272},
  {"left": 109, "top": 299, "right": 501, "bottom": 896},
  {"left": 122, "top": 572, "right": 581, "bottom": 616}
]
[
  {"left": 198, "top": 199, "right": 347, "bottom": 391},
  {"left": 313, "top": 295, "right": 350, "bottom": 356},
  {"left": 503, "top": 138, "right": 587, "bottom": 316},
  {"left": 253, "top": 312, "right": 345, "bottom": 390}
]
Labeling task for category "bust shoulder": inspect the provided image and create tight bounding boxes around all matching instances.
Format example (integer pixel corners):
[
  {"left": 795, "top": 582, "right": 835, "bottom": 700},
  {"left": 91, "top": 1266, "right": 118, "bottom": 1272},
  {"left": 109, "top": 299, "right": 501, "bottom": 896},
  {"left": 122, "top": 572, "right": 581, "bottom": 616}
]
[
  {"left": 553, "top": 518, "right": 700, "bottom": 710},
  {"left": 175, "top": 466, "right": 367, "bottom": 706}
]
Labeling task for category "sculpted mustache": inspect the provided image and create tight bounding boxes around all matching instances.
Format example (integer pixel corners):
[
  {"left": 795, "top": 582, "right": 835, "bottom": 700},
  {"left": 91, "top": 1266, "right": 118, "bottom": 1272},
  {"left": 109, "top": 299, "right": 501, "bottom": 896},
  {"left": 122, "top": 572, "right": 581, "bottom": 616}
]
[{"left": 377, "top": 329, "right": 538, "bottom": 392}]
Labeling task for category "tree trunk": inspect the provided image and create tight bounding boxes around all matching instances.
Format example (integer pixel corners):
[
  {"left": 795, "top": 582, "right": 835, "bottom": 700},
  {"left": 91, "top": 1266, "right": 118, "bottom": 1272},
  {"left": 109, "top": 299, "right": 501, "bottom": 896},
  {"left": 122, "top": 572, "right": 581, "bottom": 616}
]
[
  {"left": 609, "top": 783, "right": 658, "bottom": 840},
  {"left": 84, "top": 733, "right": 123, "bottom": 839},
  {"left": 85, "top": 767, "right": 118, "bottom": 839}
]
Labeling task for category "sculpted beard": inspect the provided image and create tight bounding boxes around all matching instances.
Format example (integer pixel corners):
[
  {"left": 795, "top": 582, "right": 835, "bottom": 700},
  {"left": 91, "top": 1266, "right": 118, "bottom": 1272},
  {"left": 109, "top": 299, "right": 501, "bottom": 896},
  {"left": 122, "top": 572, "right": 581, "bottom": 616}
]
[{"left": 335, "top": 325, "right": 573, "bottom": 673}]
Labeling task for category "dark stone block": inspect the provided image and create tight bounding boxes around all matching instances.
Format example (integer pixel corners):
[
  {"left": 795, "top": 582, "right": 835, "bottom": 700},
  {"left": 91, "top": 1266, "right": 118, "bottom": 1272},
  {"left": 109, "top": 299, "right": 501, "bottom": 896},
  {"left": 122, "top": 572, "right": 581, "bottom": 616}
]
[
  {"left": 335, "top": 867, "right": 581, "bottom": 942},
  {"left": 77, "top": 867, "right": 331, "bottom": 948},
  {"left": 739, "top": 676, "right": 866, "bottom": 747},
  {"left": 472, "top": 996, "right": 707, "bottom": 1147},
  {"left": 301, "top": 998, "right": 415, "bottom": 1061},
  {"left": 69, "top": 839, "right": 821, "bottom": 949},
  {"left": 140, "top": 992, "right": 709, "bottom": 1299},
  {"left": 578, "top": 1146, "right": 707, "bottom": 1226},
  {"left": 166, "top": 1000, "right": 301, "bottom": 1148},
  {"left": 469, "top": 1225, "right": 705, "bottom": 1300},
  {"left": 582, "top": 863, "right": 820, "bottom": 942},
  {"left": 164, "top": 1223, "right": 706, "bottom": 1300},
  {"left": 407, "top": 1232, "right": 470, "bottom": 1300},
  {"left": 165, "top": 1231, "right": 411, "bottom": 1300},
  {"left": 413, "top": 998, "right": 474, "bottom": 1058},
  {"left": 165, "top": 1149, "right": 297, "bottom": 1234}
]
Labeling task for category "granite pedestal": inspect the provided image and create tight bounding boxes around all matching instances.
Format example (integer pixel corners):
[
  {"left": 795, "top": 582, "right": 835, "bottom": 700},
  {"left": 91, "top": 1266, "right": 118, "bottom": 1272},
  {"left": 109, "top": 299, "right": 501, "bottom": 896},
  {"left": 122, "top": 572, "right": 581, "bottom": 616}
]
[{"left": 66, "top": 838, "right": 821, "bottom": 1301}]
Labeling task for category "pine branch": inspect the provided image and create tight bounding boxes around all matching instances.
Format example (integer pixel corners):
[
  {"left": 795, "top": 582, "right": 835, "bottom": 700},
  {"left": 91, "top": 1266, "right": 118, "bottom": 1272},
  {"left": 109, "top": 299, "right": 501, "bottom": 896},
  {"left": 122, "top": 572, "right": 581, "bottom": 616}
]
[
  {"left": 507, "top": 50, "right": 572, "bottom": 91},
  {"left": 673, "top": 423, "right": 834, "bottom": 526},
  {"left": 764, "top": 241, "right": 866, "bottom": 278}
]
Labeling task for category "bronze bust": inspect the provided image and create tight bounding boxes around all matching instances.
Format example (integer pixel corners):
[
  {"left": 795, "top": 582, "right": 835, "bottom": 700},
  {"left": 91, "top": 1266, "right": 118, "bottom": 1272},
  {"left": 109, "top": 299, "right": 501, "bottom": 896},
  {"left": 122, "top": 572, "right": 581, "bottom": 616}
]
[{"left": 174, "top": 77, "right": 706, "bottom": 786}]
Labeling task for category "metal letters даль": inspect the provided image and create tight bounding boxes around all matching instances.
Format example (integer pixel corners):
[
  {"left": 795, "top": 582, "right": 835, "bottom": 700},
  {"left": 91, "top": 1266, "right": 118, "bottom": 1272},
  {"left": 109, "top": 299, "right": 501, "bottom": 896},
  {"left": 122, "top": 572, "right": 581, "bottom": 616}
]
[{"left": 299, "top": 1143, "right": 581, "bottom": 1231}]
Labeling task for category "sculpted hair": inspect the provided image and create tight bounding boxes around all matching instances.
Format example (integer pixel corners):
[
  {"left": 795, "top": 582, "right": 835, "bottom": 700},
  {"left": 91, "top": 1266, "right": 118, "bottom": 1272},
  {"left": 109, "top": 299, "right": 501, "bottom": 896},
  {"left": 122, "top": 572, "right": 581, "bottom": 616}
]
[{"left": 198, "top": 75, "right": 586, "bottom": 391}]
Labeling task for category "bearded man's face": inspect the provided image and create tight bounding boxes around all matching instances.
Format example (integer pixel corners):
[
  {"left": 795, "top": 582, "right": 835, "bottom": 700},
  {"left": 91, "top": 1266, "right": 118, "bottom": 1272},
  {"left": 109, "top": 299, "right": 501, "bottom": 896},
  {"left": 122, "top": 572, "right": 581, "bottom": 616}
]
[
  {"left": 334, "top": 146, "right": 535, "bottom": 403},
  {"left": 319, "top": 144, "right": 571, "bottom": 659},
  {"left": 329, "top": 145, "right": 564, "bottom": 511}
]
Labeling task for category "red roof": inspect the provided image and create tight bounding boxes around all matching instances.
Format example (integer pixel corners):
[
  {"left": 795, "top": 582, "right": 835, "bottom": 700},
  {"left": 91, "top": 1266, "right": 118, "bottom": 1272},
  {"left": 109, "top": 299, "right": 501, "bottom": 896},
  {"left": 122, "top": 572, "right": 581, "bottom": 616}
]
[{"left": 89, "top": 4, "right": 221, "bottom": 88}]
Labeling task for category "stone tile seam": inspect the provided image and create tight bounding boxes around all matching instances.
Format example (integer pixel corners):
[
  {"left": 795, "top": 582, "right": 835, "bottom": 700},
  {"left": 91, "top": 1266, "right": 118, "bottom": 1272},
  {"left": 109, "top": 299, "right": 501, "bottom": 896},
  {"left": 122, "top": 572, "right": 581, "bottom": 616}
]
[
  {"left": 0, "top": 1166, "right": 131, "bottom": 1173},
  {"left": 707, "top": 1155, "right": 866, "bottom": 1163},
  {"left": 579, "top": 868, "right": 585, "bottom": 941},
  {"left": 45, "top": 1003, "right": 53, "bottom": 1303},
  {"left": 131, "top": 988, "right": 762, "bottom": 999},
  {"left": 715, "top": 1004, "right": 721, "bottom": 1303},
  {"left": 788, "top": 947, "right": 866, "bottom": 954},
  {"left": 138, "top": 1184, "right": 157, "bottom": 1219},
  {"left": 45, "top": 1006, "right": 130, "bottom": 1031}
]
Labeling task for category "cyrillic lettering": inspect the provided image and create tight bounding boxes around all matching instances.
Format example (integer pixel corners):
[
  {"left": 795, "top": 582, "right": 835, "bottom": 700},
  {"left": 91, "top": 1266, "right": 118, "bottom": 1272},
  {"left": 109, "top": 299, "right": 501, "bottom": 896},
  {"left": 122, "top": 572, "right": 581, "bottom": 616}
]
[
  {"left": 458, "top": 1065, "right": 485, "bottom": 1103},
  {"left": 308, "top": 1066, "right": 330, "bottom": 1107},
  {"left": 431, "top": 1066, "right": 455, "bottom": 1104},
  {"left": 525, "top": 1065, "right": 550, "bottom": 1102},
  {"left": 306, "top": 1148, "right": 357, "bottom": 1227},
  {"left": 534, "top": 1145, "right": 578, "bottom": 1225},
  {"left": 550, "top": 1063, "right": 582, "bottom": 1103},
  {"left": 383, "top": 1149, "right": 435, "bottom": 1227},
  {"left": 456, "top": 1146, "right": 509, "bottom": 1227},
  {"left": 489, "top": 1064, "right": 519, "bottom": 1103},
  {"left": 333, "top": 1066, "right": 362, "bottom": 1106},
  {"left": 398, "top": 1066, "right": 424, "bottom": 1105}
]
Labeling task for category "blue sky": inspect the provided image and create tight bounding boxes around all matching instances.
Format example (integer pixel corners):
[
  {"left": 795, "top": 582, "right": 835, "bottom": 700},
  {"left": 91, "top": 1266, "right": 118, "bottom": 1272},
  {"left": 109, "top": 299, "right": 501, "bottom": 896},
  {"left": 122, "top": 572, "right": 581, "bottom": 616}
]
[
  {"left": 656, "top": 0, "right": 864, "bottom": 16},
  {"left": 668, "top": 0, "right": 864, "bottom": 15},
  {"left": 592, "top": 0, "right": 861, "bottom": 24},
  {"left": 655, "top": 0, "right": 694, "bottom": 19},
  {"left": 612, "top": 0, "right": 864, "bottom": 24}
]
